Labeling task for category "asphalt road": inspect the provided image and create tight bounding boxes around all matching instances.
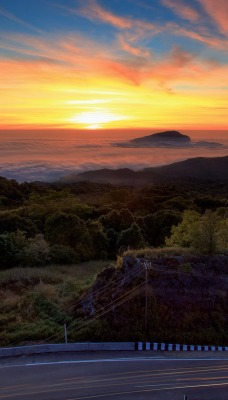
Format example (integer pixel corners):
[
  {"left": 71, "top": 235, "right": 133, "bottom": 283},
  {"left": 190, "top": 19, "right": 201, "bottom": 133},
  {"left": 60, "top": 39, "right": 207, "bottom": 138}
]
[{"left": 0, "top": 352, "right": 228, "bottom": 400}]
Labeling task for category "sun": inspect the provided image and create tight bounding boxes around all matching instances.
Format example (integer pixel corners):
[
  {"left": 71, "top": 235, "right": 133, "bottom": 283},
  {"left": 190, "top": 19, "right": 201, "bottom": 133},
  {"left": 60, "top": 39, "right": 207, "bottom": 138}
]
[{"left": 68, "top": 111, "right": 126, "bottom": 129}]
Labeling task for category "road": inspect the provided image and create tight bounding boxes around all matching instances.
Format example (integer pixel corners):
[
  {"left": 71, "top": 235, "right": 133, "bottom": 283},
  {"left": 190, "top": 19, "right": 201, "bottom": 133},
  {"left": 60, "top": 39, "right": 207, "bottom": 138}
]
[{"left": 0, "top": 352, "right": 228, "bottom": 399}]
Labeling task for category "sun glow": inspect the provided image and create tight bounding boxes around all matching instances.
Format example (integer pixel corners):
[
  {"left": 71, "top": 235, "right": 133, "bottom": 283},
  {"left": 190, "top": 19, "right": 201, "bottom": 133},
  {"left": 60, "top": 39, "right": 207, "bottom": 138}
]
[{"left": 68, "top": 111, "right": 128, "bottom": 129}]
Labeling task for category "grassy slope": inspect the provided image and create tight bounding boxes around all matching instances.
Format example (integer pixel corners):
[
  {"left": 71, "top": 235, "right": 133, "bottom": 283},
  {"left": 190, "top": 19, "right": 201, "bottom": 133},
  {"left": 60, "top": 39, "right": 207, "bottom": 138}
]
[{"left": 0, "top": 261, "right": 110, "bottom": 347}]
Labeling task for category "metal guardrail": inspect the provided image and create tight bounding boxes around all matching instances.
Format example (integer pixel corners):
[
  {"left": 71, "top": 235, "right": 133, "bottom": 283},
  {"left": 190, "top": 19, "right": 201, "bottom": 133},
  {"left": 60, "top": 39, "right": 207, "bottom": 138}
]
[{"left": 0, "top": 341, "right": 228, "bottom": 359}]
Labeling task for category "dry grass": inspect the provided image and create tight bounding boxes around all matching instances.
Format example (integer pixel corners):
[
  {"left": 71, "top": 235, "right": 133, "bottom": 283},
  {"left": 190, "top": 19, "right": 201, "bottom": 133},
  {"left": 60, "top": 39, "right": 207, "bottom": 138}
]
[
  {"left": 122, "top": 246, "right": 193, "bottom": 259},
  {"left": 0, "top": 260, "right": 110, "bottom": 346}
]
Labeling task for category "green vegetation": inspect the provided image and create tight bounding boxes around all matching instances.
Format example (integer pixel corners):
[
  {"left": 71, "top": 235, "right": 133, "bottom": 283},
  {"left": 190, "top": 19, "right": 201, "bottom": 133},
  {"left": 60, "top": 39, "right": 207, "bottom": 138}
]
[
  {"left": 0, "top": 261, "right": 109, "bottom": 346},
  {"left": 166, "top": 209, "right": 228, "bottom": 254},
  {"left": 122, "top": 246, "right": 192, "bottom": 258},
  {"left": 0, "top": 176, "right": 227, "bottom": 345},
  {"left": 0, "top": 177, "right": 227, "bottom": 268}
]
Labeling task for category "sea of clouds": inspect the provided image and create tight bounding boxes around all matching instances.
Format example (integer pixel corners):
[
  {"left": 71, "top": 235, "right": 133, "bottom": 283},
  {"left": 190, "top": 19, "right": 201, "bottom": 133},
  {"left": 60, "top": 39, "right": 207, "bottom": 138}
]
[{"left": 0, "top": 130, "right": 227, "bottom": 182}]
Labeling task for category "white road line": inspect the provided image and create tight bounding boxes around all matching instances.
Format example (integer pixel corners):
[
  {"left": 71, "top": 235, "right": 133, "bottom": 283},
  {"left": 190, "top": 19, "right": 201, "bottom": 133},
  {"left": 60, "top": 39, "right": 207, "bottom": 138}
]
[
  {"left": 26, "top": 358, "right": 228, "bottom": 367},
  {"left": 136, "top": 379, "right": 228, "bottom": 388},
  {"left": 1, "top": 357, "right": 228, "bottom": 370},
  {"left": 25, "top": 357, "right": 163, "bottom": 366}
]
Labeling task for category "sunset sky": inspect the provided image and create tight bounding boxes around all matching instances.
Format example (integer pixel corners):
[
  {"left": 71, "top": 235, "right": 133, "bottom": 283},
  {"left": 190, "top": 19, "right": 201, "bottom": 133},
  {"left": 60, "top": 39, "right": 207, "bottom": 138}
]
[{"left": 0, "top": 0, "right": 228, "bottom": 130}]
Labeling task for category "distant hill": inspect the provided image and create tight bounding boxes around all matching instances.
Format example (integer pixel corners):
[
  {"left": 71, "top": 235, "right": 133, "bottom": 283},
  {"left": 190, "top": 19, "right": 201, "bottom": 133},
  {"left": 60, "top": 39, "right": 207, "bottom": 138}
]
[
  {"left": 144, "top": 155, "right": 228, "bottom": 179},
  {"left": 130, "top": 130, "right": 191, "bottom": 146},
  {"left": 113, "top": 130, "right": 223, "bottom": 148},
  {"left": 59, "top": 156, "right": 228, "bottom": 185}
]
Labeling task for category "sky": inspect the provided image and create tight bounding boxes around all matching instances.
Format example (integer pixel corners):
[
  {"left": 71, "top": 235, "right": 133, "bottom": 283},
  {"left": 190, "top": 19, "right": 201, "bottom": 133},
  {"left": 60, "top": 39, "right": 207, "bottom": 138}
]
[{"left": 0, "top": 0, "right": 228, "bottom": 130}]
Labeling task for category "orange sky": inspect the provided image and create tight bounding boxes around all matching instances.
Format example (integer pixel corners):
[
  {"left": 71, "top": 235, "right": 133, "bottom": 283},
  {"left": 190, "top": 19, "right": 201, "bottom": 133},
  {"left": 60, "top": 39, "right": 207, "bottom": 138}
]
[{"left": 0, "top": 0, "right": 228, "bottom": 130}]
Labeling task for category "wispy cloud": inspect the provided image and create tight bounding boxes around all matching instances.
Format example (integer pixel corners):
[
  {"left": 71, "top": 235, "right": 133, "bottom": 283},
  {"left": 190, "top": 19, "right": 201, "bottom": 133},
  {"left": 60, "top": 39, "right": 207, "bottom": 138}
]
[
  {"left": 1, "top": 30, "right": 228, "bottom": 92},
  {"left": 199, "top": 0, "right": 228, "bottom": 36},
  {"left": 59, "top": 0, "right": 132, "bottom": 29},
  {"left": 171, "top": 24, "right": 228, "bottom": 50},
  {"left": 63, "top": 0, "right": 228, "bottom": 54},
  {"left": 162, "top": 0, "right": 200, "bottom": 22},
  {"left": 63, "top": 0, "right": 162, "bottom": 56},
  {"left": 0, "top": 6, "right": 43, "bottom": 34},
  {"left": 0, "top": 0, "right": 227, "bottom": 129}
]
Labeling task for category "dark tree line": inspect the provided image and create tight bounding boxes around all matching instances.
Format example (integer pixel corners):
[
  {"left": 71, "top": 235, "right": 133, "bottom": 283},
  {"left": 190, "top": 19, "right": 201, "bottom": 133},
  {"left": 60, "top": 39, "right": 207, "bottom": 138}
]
[{"left": 0, "top": 176, "right": 227, "bottom": 268}]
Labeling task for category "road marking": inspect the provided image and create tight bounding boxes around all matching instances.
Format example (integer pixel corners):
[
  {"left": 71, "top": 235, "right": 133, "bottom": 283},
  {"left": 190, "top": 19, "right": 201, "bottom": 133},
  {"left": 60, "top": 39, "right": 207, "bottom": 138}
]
[
  {"left": 1, "top": 368, "right": 228, "bottom": 395},
  {"left": 1, "top": 385, "right": 31, "bottom": 391},
  {"left": 25, "top": 357, "right": 228, "bottom": 367},
  {"left": 1, "top": 378, "right": 228, "bottom": 400},
  {"left": 136, "top": 378, "right": 228, "bottom": 388},
  {"left": 1, "top": 356, "right": 228, "bottom": 370},
  {"left": 63, "top": 365, "right": 228, "bottom": 386},
  {"left": 56, "top": 381, "right": 228, "bottom": 400}
]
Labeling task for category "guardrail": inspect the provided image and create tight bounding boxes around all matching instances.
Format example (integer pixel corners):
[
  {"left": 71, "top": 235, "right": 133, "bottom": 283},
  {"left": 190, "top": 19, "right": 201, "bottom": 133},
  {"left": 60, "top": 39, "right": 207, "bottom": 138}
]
[{"left": 0, "top": 342, "right": 227, "bottom": 359}]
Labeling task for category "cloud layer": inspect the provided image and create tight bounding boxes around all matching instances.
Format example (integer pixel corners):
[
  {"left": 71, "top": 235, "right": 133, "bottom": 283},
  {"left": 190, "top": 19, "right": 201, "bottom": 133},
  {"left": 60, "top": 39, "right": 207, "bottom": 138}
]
[{"left": 0, "top": 130, "right": 227, "bottom": 182}]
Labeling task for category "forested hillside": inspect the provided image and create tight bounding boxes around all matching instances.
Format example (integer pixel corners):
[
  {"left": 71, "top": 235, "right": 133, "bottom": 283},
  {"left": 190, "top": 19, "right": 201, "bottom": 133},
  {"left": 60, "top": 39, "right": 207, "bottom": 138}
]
[
  {"left": 0, "top": 175, "right": 227, "bottom": 346},
  {"left": 0, "top": 176, "right": 227, "bottom": 268},
  {"left": 0, "top": 178, "right": 228, "bottom": 269}
]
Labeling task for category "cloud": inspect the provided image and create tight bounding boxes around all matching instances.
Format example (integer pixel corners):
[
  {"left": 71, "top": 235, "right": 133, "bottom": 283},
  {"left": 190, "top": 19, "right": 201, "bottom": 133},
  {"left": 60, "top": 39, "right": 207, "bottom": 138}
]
[
  {"left": 78, "top": 0, "right": 161, "bottom": 35},
  {"left": 0, "top": 6, "right": 43, "bottom": 34},
  {"left": 117, "top": 33, "right": 152, "bottom": 57},
  {"left": 61, "top": 0, "right": 132, "bottom": 29},
  {"left": 113, "top": 140, "right": 225, "bottom": 149},
  {"left": 199, "top": 0, "right": 228, "bottom": 36},
  {"left": 171, "top": 24, "right": 228, "bottom": 50},
  {"left": 0, "top": 143, "right": 226, "bottom": 183},
  {"left": 0, "top": 1, "right": 228, "bottom": 129},
  {"left": 162, "top": 0, "right": 200, "bottom": 22},
  {"left": 1, "top": 31, "right": 228, "bottom": 119},
  {"left": 1, "top": 29, "right": 228, "bottom": 93},
  {"left": 61, "top": 0, "right": 228, "bottom": 58},
  {"left": 64, "top": 0, "right": 162, "bottom": 56}
]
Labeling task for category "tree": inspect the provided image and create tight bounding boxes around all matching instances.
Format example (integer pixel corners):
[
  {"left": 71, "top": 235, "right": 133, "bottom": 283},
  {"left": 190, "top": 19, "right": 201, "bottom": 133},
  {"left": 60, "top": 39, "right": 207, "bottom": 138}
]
[
  {"left": 144, "top": 210, "right": 181, "bottom": 246},
  {"left": 0, "top": 232, "right": 15, "bottom": 268},
  {"left": 106, "top": 228, "right": 118, "bottom": 259},
  {"left": 166, "top": 209, "right": 227, "bottom": 254},
  {"left": 85, "top": 220, "right": 108, "bottom": 259},
  {"left": 45, "top": 212, "right": 86, "bottom": 248},
  {"left": 118, "top": 209, "right": 135, "bottom": 231},
  {"left": 99, "top": 210, "right": 120, "bottom": 231},
  {"left": 117, "top": 222, "right": 146, "bottom": 250},
  {"left": 102, "top": 189, "right": 131, "bottom": 204},
  {"left": 198, "top": 210, "right": 220, "bottom": 254},
  {"left": 49, "top": 244, "right": 78, "bottom": 264},
  {"left": 0, "top": 211, "right": 37, "bottom": 236},
  {"left": 166, "top": 210, "right": 201, "bottom": 248},
  {"left": 217, "top": 219, "right": 228, "bottom": 251},
  {"left": 0, "top": 230, "right": 30, "bottom": 268},
  {"left": 25, "top": 234, "right": 50, "bottom": 266}
]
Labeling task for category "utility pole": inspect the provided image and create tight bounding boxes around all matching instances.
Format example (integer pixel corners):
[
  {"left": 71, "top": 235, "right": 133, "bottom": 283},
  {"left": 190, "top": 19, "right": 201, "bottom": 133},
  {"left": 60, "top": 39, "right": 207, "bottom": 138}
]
[
  {"left": 64, "top": 323, "right": 68, "bottom": 344},
  {"left": 144, "top": 262, "right": 148, "bottom": 341}
]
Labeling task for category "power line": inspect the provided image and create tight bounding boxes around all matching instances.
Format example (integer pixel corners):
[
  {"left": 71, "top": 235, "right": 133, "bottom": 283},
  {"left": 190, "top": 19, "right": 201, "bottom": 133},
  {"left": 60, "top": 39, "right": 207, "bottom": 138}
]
[
  {"left": 6, "top": 257, "right": 227, "bottom": 347},
  {"left": 60, "top": 285, "right": 146, "bottom": 342},
  {"left": 43, "top": 281, "right": 146, "bottom": 344},
  {"left": 7, "top": 265, "right": 143, "bottom": 347}
]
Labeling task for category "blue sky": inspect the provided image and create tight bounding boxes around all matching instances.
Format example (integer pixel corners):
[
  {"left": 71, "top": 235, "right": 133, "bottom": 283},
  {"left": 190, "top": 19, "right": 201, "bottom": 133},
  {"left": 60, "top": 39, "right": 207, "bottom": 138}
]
[{"left": 0, "top": 0, "right": 225, "bottom": 53}]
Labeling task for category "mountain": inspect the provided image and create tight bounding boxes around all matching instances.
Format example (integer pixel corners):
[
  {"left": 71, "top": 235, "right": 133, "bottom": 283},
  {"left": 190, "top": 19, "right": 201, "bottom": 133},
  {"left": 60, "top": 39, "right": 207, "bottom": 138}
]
[
  {"left": 59, "top": 156, "right": 228, "bottom": 185},
  {"left": 129, "top": 130, "right": 191, "bottom": 146},
  {"left": 144, "top": 155, "right": 228, "bottom": 179},
  {"left": 113, "top": 130, "right": 223, "bottom": 148}
]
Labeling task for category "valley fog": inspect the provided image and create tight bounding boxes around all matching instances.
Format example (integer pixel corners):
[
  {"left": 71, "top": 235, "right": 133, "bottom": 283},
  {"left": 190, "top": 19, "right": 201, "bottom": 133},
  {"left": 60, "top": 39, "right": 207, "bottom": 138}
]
[{"left": 0, "top": 129, "right": 227, "bottom": 182}]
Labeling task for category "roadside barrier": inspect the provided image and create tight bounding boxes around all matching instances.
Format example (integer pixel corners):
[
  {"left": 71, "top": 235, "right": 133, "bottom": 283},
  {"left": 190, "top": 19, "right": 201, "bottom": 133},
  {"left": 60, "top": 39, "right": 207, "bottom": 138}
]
[
  {"left": 0, "top": 342, "right": 227, "bottom": 359},
  {"left": 135, "top": 342, "right": 228, "bottom": 351}
]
